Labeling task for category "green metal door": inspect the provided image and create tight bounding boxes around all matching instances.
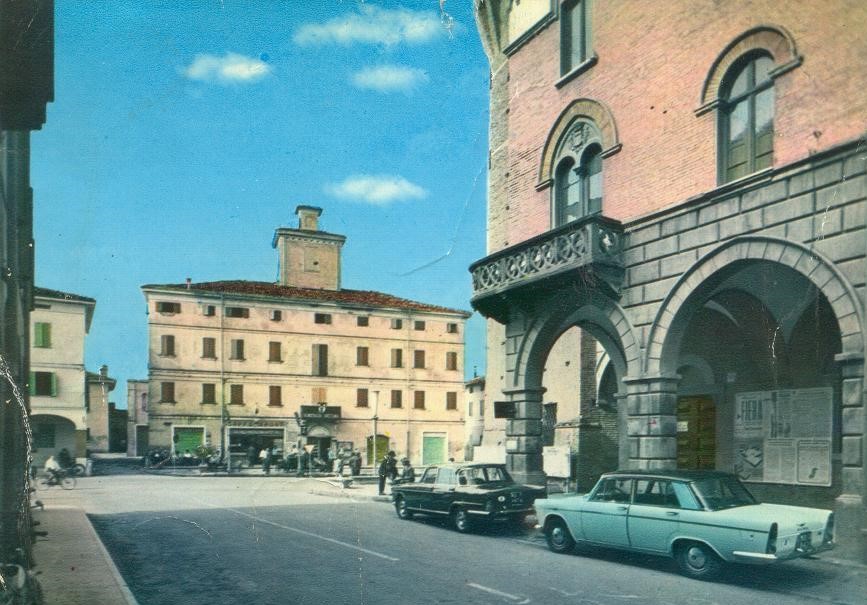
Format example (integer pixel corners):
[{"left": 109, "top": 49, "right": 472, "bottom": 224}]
[
  {"left": 366, "top": 435, "right": 389, "bottom": 466},
  {"left": 422, "top": 434, "right": 446, "bottom": 465},
  {"left": 174, "top": 428, "right": 204, "bottom": 455}
]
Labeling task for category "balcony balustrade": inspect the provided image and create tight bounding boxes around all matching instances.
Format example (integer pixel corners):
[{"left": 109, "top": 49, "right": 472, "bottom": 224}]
[{"left": 469, "top": 216, "right": 624, "bottom": 322}]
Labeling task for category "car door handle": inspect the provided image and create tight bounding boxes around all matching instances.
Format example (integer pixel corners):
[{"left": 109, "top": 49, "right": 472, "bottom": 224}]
[
  {"left": 616, "top": 506, "right": 628, "bottom": 512},
  {"left": 665, "top": 511, "right": 679, "bottom": 516}
]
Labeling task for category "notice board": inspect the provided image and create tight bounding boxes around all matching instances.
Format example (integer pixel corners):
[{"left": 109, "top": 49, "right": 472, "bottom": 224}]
[{"left": 733, "top": 387, "right": 833, "bottom": 486}]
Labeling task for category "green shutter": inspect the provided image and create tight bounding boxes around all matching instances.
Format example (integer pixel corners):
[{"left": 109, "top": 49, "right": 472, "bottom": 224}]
[
  {"left": 50, "top": 373, "right": 58, "bottom": 397},
  {"left": 34, "top": 323, "right": 51, "bottom": 347},
  {"left": 29, "top": 372, "right": 36, "bottom": 396}
]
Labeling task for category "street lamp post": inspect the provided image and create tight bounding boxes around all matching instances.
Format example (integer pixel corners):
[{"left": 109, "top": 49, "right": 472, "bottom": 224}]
[{"left": 372, "top": 390, "right": 380, "bottom": 470}]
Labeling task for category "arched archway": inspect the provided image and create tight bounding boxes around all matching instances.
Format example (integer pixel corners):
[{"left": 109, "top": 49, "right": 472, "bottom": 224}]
[
  {"left": 646, "top": 236, "right": 862, "bottom": 501},
  {"left": 31, "top": 414, "right": 81, "bottom": 467},
  {"left": 500, "top": 289, "right": 639, "bottom": 484}
]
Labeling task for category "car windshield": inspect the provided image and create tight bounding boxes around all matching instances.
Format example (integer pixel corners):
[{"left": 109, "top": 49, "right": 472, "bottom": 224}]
[
  {"left": 461, "top": 466, "right": 513, "bottom": 485},
  {"left": 691, "top": 475, "right": 757, "bottom": 510}
]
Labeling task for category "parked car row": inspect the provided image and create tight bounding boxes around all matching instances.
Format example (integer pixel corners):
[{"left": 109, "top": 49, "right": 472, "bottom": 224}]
[{"left": 392, "top": 464, "right": 835, "bottom": 581}]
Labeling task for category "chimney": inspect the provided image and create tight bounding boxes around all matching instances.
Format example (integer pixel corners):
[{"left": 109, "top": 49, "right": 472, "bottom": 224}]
[
  {"left": 296, "top": 205, "right": 322, "bottom": 231},
  {"left": 185, "top": 277, "right": 191, "bottom": 289},
  {"left": 99, "top": 364, "right": 108, "bottom": 378}
]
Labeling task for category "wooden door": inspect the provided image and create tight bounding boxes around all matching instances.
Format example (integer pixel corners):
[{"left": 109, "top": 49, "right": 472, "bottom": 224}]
[{"left": 676, "top": 396, "right": 716, "bottom": 469}]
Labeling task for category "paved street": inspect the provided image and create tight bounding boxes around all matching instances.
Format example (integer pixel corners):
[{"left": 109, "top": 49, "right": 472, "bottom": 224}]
[{"left": 37, "top": 475, "right": 867, "bottom": 605}]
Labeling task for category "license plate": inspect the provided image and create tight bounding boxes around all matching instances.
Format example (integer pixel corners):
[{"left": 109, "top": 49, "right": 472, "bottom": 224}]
[
  {"left": 796, "top": 531, "right": 813, "bottom": 553},
  {"left": 509, "top": 492, "right": 523, "bottom": 507}
]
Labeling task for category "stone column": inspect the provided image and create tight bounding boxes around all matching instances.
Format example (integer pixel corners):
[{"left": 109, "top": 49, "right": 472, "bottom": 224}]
[
  {"left": 834, "top": 353, "right": 866, "bottom": 562},
  {"left": 623, "top": 376, "right": 679, "bottom": 470},
  {"left": 502, "top": 386, "right": 546, "bottom": 486}
]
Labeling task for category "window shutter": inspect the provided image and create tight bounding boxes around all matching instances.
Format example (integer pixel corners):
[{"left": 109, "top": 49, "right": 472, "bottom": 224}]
[
  {"left": 50, "top": 373, "right": 58, "bottom": 396},
  {"left": 29, "top": 372, "right": 36, "bottom": 396}
]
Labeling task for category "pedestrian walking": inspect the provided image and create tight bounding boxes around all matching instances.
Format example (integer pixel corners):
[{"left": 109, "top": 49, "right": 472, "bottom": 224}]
[{"left": 262, "top": 447, "right": 272, "bottom": 475}]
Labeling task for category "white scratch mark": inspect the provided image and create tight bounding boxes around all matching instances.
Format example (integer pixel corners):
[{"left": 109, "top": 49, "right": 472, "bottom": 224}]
[{"left": 468, "top": 582, "right": 530, "bottom": 603}]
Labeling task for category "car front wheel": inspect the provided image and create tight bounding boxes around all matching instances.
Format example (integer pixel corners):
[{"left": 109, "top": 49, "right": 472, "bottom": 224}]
[
  {"left": 395, "top": 496, "right": 413, "bottom": 520},
  {"left": 545, "top": 518, "right": 575, "bottom": 554},
  {"left": 675, "top": 542, "right": 723, "bottom": 581},
  {"left": 452, "top": 507, "right": 472, "bottom": 533}
]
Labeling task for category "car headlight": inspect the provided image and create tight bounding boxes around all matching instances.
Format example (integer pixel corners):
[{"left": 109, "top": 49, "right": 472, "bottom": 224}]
[
  {"left": 824, "top": 514, "right": 835, "bottom": 544},
  {"left": 497, "top": 495, "right": 506, "bottom": 503}
]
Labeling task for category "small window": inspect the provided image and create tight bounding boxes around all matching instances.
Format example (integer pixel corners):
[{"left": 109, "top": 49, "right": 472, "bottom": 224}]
[
  {"left": 357, "top": 316, "right": 369, "bottom": 327},
  {"left": 413, "top": 350, "right": 425, "bottom": 369},
  {"left": 356, "top": 346, "right": 369, "bottom": 367},
  {"left": 230, "top": 339, "right": 245, "bottom": 360},
  {"left": 202, "top": 305, "right": 216, "bottom": 317},
  {"left": 390, "top": 318, "right": 403, "bottom": 330},
  {"left": 357, "top": 388, "right": 369, "bottom": 407},
  {"left": 590, "top": 477, "right": 632, "bottom": 503},
  {"left": 634, "top": 480, "right": 681, "bottom": 507},
  {"left": 202, "top": 337, "right": 216, "bottom": 359},
  {"left": 446, "top": 323, "right": 459, "bottom": 334},
  {"left": 33, "top": 322, "right": 51, "bottom": 348},
  {"left": 414, "top": 320, "right": 426, "bottom": 331},
  {"left": 270, "top": 310, "right": 282, "bottom": 322},
  {"left": 414, "top": 391, "right": 425, "bottom": 410},
  {"left": 390, "top": 349, "right": 403, "bottom": 368},
  {"left": 160, "top": 382, "right": 176, "bottom": 403},
  {"left": 225, "top": 306, "right": 249, "bottom": 318},
  {"left": 560, "top": 0, "right": 589, "bottom": 75},
  {"left": 156, "top": 301, "right": 181, "bottom": 314},
  {"left": 468, "top": 401, "right": 474, "bottom": 417},
  {"left": 160, "top": 334, "right": 176, "bottom": 357},
  {"left": 312, "top": 344, "right": 328, "bottom": 376},
  {"left": 269, "top": 385, "right": 282, "bottom": 407},
  {"left": 479, "top": 400, "right": 485, "bottom": 417},
  {"left": 446, "top": 392, "right": 458, "bottom": 410},
  {"left": 29, "top": 372, "right": 57, "bottom": 397},
  {"left": 202, "top": 383, "right": 216, "bottom": 405},
  {"left": 391, "top": 390, "right": 403, "bottom": 408},
  {"left": 314, "top": 313, "right": 332, "bottom": 325},
  {"left": 229, "top": 384, "right": 244, "bottom": 405},
  {"left": 420, "top": 467, "right": 438, "bottom": 484},
  {"left": 269, "top": 341, "right": 282, "bottom": 363},
  {"left": 446, "top": 352, "right": 458, "bottom": 371}
]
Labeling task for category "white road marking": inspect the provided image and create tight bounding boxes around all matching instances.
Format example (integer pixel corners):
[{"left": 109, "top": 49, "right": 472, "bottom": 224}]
[
  {"left": 467, "top": 582, "right": 531, "bottom": 603},
  {"left": 219, "top": 505, "right": 400, "bottom": 562}
]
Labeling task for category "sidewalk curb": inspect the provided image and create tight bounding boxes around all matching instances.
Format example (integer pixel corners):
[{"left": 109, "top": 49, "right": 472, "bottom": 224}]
[
  {"left": 307, "top": 488, "right": 392, "bottom": 503},
  {"left": 49, "top": 505, "right": 139, "bottom": 605}
]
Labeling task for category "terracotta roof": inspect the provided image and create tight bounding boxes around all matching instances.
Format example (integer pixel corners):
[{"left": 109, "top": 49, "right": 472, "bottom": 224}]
[
  {"left": 34, "top": 286, "right": 95, "bottom": 303},
  {"left": 141, "top": 280, "right": 471, "bottom": 317}
]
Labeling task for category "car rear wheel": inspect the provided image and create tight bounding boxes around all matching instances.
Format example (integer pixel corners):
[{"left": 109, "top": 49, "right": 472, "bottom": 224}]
[
  {"left": 675, "top": 542, "right": 722, "bottom": 581},
  {"left": 452, "top": 507, "right": 472, "bottom": 533},
  {"left": 545, "top": 518, "right": 575, "bottom": 554},
  {"left": 395, "top": 496, "right": 413, "bottom": 520}
]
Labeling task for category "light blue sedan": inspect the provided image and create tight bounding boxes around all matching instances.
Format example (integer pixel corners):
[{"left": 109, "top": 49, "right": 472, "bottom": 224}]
[{"left": 535, "top": 470, "right": 834, "bottom": 580}]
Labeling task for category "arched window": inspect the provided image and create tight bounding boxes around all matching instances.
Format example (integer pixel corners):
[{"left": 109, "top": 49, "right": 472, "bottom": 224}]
[
  {"left": 720, "top": 53, "right": 774, "bottom": 183},
  {"left": 553, "top": 121, "right": 603, "bottom": 227}
]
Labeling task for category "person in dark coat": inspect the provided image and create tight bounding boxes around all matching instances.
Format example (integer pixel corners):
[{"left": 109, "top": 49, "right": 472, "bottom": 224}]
[
  {"left": 247, "top": 445, "right": 258, "bottom": 467},
  {"left": 378, "top": 450, "right": 398, "bottom": 495},
  {"left": 395, "top": 457, "right": 415, "bottom": 484},
  {"left": 350, "top": 450, "right": 361, "bottom": 476}
]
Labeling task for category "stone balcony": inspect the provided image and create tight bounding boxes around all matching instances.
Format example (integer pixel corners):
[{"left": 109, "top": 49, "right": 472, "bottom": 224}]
[{"left": 469, "top": 216, "right": 625, "bottom": 323}]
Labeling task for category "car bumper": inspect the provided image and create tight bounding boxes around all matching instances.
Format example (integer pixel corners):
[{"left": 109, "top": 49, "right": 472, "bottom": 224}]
[
  {"left": 468, "top": 507, "right": 535, "bottom": 520},
  {"left": 732, "top": 541, "right": 834, "bottom": 563}
]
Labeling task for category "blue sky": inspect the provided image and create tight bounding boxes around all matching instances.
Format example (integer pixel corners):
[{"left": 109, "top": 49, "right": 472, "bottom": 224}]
[{"left": 31, "top": 1, "right": 490, "bottom": 407}]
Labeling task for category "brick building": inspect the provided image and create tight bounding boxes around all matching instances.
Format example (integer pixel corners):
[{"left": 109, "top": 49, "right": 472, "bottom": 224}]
[
  {"left": 141, "top": 206, "right": 469, "bottom": 468},
  {"left": 472, "top": 1, "right": 866, "bottom": 559}
]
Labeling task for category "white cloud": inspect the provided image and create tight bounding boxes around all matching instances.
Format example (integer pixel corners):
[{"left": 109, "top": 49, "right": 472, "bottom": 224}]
[
  {"left": 351, "top": 65, "right": 429, "bottom": 93},
  {"left": 294, "top": 6, "right": 445, "bottom": 47},
  {"left": 325, "top": 175, "right": 428, "bottom": 205},
  {"left": 183, "top": 52, "right": 271, "bottom": 85}
]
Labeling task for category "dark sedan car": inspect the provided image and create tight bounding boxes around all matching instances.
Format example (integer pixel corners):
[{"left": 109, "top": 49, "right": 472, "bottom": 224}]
[{"left": 391, "top": 463, "right": 546, "bottom": 532}]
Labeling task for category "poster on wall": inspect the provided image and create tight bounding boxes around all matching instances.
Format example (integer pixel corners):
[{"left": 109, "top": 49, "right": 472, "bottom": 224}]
[{"left": 734, "top": 387, "right": 832, "bottom": 486}]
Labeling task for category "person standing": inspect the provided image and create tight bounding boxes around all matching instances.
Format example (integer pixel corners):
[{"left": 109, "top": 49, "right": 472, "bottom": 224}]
[
  {"left": 262, "top": 447, "right": 272, "bottom": 475},
  {"left": 378, "top": 450, "right": 397, "bottom": 495}
]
